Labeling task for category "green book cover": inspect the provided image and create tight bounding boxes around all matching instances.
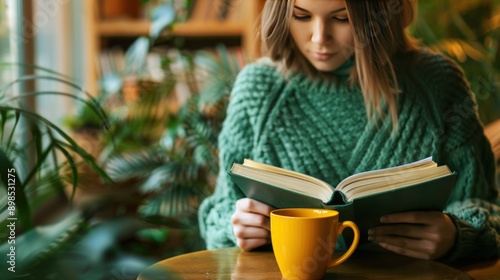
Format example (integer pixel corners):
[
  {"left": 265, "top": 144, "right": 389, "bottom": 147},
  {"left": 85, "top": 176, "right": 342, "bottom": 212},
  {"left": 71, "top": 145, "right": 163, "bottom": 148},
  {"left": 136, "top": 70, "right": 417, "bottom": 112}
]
[{"left": 229, "top": 161, "right": 457, "bottom": 243}]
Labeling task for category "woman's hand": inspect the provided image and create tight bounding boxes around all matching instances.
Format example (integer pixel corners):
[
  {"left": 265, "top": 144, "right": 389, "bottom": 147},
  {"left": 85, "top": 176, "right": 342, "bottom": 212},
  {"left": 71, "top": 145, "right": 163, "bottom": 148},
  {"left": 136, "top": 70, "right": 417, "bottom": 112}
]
[
  {"left": 368, "top": 211, "right": 457, "bottom": 260},
  {"left": 231, "top": 198, "right": 275, "bottom": 251}
]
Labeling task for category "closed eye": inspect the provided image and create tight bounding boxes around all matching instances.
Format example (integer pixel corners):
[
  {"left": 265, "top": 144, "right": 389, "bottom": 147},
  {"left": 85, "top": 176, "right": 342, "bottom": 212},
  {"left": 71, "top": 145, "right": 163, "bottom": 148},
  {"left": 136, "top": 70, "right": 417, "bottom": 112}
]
[
  {"left": 292, "top": 14, "right": 311, "bottom": 21},
  {"left": 333, "top": 16, "right": 349, "bottom": 22}
]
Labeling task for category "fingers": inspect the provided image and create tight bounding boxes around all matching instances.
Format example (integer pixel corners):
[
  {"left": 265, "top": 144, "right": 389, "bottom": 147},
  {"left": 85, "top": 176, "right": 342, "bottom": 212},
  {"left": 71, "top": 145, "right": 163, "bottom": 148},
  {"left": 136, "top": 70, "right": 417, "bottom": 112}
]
[
  {"left": 369, "top": 228, "right": 436, "bottom": 253},
  {"left": 236, "top": 238, "right": 270, "bottom": 252},
  {"left": 233, "top": 223, "right": 271, "bottom": 239},
  {"left": 232, "top": 209, "right": 270, "bottom": 229},
  {"left": 375, "top": 211, "right": 456, "bottom": 242},
  {"left": 232, "top": 199, "right": 274, "bottom": 230},
  {"left": 233, "top": 223, "right": 271, "bottom": 251},
  {"left": 369, "top": 223, "right": 437, "bottom": 240},
  {"left": 232, "top": 198, "right": 274, "bottom": 251},
  {"left": 375, "top": 241, "right": 435, "bottom": 260},
  {"left": 368, "top": 227, "right": 438, "bottom": 259},
  {"left": 380, "top": 211, "right": 442, "bottom": 225},
  {"left": 235, "top": 198, "right": 275, "bottom": 216},
  {"left": 368, "top": 212, "right": 457, "bottom": 260}
]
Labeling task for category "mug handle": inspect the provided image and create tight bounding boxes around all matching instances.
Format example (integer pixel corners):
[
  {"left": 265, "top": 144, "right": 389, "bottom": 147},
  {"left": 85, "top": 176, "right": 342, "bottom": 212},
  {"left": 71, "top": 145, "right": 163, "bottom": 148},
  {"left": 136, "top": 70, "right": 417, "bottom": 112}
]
[{"left": 328, "top": 221, "right": 360, "bottom": 267}]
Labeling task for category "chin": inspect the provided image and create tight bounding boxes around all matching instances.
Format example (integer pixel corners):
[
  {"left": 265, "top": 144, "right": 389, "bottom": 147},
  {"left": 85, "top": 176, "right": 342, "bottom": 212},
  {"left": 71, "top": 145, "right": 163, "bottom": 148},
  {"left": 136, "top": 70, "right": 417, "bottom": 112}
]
[
  {"left": 309, "top": 60, "right": 344, "bottom": 72},
  {"left": 311, "top": 64, "right": 339, "bottom": 72}
]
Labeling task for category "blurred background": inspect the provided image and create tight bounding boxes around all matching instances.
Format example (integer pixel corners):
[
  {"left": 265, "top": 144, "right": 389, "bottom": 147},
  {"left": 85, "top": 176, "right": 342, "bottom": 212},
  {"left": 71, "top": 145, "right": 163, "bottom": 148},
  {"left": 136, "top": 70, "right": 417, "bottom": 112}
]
[{"left": 0, "top": 0, "right": 499, "bottom": 279}]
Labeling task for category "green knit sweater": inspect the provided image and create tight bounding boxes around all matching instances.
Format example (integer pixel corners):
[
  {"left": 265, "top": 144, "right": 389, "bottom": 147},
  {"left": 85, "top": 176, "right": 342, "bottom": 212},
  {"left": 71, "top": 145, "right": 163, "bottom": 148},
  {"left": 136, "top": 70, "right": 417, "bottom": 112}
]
[{"left": 198, "top": 49, "right": 500, "bottom": 263}]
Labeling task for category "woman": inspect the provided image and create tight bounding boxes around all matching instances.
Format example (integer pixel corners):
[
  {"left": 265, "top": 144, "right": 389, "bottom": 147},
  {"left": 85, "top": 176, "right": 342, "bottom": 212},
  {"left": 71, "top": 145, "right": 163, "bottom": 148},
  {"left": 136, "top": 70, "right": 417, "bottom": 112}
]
[{"left": 198, "top": 0, "right": 500, "bottom": 262}]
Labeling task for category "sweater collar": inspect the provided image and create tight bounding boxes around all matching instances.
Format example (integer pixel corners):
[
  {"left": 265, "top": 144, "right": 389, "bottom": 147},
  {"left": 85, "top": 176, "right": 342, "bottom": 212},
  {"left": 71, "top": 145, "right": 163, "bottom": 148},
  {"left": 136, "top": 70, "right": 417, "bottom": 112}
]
[{"left": 332, "top": 56, "right": 355, "bottom": 78}]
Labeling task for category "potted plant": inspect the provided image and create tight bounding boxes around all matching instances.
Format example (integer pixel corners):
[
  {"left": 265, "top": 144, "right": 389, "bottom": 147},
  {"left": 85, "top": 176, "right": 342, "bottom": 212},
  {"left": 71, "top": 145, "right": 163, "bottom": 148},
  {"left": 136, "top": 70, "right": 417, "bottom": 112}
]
[
  {"left": 62, "top": 3, "right": 180, "bottom": 218},
  {"left": 0, "top": 63, "right": 114, "bottom": 278},
  {"left": 411, "top": 0, "right": 500, "bottom": 124},
  {"left": 0, "top": 4, "right": 183, "bottom": 278},
  {"left": 0, "top": 1, "right": 252, "bottom": 278},
  {"left": 103, "top": 44, "right": 248, "bottom": 254}
]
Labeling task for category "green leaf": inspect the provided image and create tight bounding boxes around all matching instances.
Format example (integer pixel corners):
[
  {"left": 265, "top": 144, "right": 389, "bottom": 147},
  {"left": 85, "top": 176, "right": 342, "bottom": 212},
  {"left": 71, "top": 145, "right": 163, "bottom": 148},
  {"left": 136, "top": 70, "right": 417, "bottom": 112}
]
[
  {"left": 0, "top": 211, "right": 84, "bottom": 271},
  {"left": 105, "top": 149, "right": 165, "bottom": 181},
  {"left": 2, "top": 76, "right": 110, "bottom": 130},
  {"left": 0, "top": 106, "right": 112, "bottom": 185},
  {"left": 0, "top": 148, "right": 31, "bottom": 229},
  {"left": 99, "top": 72, "right": 123, "bottom": 96},
  {"left": 149, "top": 4, "right": 176, "bottom": 42},
  {"left": 124, "top": 37, "right": 150, "bottom": 76},
  {"left": 140, "top": 166, "right": 175, "bottom": 193}
]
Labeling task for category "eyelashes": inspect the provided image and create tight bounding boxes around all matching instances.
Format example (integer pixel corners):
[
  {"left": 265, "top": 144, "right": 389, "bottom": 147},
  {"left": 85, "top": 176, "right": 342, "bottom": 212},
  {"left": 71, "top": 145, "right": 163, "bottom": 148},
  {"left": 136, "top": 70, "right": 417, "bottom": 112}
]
[
  {"left": 292, "top": 14, "right": 310, "bottom": 21},
  {"left": 334, "top": 17, "right": 349, "bottom": 22},
  {"left": 292, "top": 14, "right": 349, "bottom": 23}
]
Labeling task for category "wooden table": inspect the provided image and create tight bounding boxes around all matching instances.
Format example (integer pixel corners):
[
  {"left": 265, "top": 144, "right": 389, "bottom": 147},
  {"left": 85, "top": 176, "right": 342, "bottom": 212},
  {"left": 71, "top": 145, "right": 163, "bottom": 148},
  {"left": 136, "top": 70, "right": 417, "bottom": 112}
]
[{"left": 138, "top": 244, "right": 499, "bottom": 279}]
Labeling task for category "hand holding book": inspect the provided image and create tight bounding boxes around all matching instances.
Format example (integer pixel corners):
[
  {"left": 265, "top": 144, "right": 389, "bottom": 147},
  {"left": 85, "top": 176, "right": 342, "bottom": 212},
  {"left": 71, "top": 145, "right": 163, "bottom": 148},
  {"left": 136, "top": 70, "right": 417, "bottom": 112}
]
[{"left": 228, "top": 157, "right": 457, "bottom": 242}]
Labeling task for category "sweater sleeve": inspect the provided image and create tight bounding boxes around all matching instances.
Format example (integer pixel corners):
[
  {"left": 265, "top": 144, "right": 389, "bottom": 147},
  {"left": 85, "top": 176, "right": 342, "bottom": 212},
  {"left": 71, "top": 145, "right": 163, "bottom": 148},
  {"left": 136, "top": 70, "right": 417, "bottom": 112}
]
[
  {"left": 198, "top": 62, "right": 281, "bottom": 249},
  {"left": 442, "top": 130, "right": 500, "bottom": 262},
  {"left": 421, "top": 51, "right": 500, "bottom": 262}
]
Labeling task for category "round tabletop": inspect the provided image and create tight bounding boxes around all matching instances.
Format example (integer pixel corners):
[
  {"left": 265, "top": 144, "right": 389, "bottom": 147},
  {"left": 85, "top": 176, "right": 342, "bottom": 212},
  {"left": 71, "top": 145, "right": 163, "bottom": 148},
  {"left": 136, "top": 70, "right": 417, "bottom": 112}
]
[{"left": 138, "top": 245, "right": 474, "bottom": 280}]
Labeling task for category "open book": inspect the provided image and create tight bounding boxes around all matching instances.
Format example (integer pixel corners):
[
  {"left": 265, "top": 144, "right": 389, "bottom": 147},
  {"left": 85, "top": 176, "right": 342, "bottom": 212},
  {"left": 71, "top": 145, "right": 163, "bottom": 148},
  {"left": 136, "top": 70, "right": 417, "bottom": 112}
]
[{"left": 229, "top": 157, "right": 457, "bottom": 242}]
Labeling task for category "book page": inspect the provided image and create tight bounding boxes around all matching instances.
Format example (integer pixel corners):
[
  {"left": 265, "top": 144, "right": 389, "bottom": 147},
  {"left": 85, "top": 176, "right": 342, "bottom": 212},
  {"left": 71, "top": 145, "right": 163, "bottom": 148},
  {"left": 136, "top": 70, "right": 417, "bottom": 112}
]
[
  {"left": 336, "top": 157, "right": 437, "bottom": 192},
  {"left": 242, "top": 159, "right": 334, "bottom": 191},
  {"left": 340, "top": 164, "right": 443, "bottom": 195},
  {"left": 232, "top": 162, "right": 334, "bottom": 202},
  {"left": 233, "top": 157, "right": 449, "bottom": 204},
  {"left": 343, "top": 165, "right": 452, "bottom": 201}
]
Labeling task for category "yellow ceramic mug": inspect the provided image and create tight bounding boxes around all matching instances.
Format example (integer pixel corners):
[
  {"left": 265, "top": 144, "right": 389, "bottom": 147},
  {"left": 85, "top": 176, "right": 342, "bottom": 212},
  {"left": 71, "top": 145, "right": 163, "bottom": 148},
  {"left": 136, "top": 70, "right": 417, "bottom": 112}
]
[{"left": 270, "top": 208, "right": 359, "bottom": 280}]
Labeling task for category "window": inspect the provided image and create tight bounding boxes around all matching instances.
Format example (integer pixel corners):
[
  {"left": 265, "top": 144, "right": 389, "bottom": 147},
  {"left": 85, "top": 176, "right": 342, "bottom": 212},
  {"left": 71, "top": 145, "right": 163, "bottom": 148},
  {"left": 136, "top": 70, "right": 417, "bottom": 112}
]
[{"left": 0, "top": 0, "right": 16, "bottom": 85}]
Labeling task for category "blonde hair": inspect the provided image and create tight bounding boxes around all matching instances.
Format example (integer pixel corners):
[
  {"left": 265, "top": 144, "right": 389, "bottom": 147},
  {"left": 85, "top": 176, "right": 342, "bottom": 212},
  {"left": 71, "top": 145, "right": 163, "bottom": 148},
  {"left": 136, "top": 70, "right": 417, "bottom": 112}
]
[{"left": 259, "top": 0, "right": 419, "bottom": 130}]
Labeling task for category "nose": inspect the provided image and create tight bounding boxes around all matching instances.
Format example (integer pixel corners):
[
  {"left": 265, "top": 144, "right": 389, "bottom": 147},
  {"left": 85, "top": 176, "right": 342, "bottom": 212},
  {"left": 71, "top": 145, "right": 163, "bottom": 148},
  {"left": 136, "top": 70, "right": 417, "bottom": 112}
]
[{"left": 311, "top": 19, "right": 331, "bottom": 44}]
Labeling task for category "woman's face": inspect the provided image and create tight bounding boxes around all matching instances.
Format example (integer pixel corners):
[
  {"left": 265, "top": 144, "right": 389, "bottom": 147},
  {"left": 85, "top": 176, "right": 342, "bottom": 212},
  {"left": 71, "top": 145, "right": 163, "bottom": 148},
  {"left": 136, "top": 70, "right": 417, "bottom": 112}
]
[{"left": 289, "top": 0, "right": 355, "bottom": 72}]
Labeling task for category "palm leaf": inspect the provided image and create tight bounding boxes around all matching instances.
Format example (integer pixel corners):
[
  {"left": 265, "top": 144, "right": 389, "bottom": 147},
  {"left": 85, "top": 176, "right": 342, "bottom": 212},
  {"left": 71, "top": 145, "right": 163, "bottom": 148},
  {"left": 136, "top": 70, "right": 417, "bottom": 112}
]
[
  {"left": 105, "top": 149, "right": 166, "bottom": 182},
  {"left": 0, "top": 211, "right": 86, "bottom": 273},
  {"left": 0, "top": 106, "right": 112, "bottom": 184},
  {"left": 1, "top": 75, "right": 108, "bottom": 123},
  {"left": 149, "top": 4, "right": 176, "bottom": 41},
  {"left": 0, "top": 148, "right": 31, "bottom": 229}
]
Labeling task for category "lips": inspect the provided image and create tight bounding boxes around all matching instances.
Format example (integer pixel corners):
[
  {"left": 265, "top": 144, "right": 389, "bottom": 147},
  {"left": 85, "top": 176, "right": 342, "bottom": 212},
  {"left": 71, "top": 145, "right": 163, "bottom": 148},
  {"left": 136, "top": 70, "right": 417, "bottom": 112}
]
[{"left": 310, "top": 51, "right": 334, "bottom": 61}]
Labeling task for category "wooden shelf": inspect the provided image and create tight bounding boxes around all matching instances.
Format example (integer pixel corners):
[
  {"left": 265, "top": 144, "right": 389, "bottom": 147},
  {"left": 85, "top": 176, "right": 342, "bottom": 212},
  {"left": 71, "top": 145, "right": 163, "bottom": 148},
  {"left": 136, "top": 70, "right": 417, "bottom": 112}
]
[
  {"left": 172, "top": 21, "right": 246, "bottom": 37},
  {"left": 85, "top": 0, "right": 265, "bottom": 94},
  {"left": 98, "top": 19, "right": 246, "bottom": 37}
]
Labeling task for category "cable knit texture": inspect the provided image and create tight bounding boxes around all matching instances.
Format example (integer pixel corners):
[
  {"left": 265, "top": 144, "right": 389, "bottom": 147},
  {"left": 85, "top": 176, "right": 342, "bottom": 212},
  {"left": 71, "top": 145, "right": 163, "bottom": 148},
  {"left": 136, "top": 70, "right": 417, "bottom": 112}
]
[{"left": 198, "top": 49, "right": 500, "bottom": 263}]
